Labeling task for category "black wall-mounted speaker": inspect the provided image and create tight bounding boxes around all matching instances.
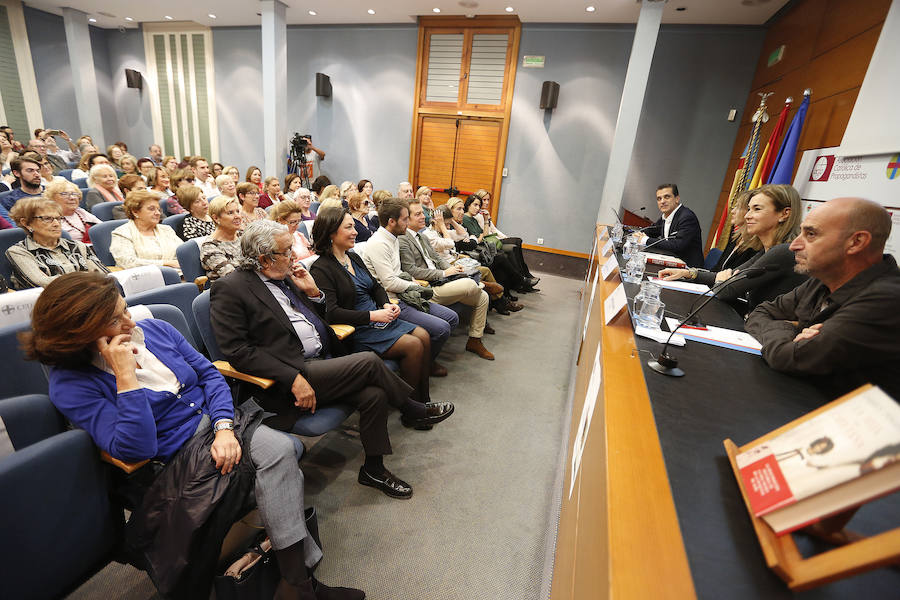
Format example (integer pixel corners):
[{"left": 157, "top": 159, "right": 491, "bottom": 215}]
[
  {"left": 316, "top": 73, "right": 332, "bottom": 98},
  {"left": 125, "top": 68, "right": 142, "bottom": 90},
  {"left": 540, "top": 81, "right": 559, "bottom": 110}
]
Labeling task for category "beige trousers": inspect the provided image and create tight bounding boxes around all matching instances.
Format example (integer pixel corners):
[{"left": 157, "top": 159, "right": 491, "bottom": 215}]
[{"left": 430, "top": 278, "right": 489, "bottom": 338}]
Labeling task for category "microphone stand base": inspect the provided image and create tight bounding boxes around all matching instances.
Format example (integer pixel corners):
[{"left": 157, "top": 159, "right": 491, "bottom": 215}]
[{"left": 648, "top": 356, "right": 685, "bottom": 377}]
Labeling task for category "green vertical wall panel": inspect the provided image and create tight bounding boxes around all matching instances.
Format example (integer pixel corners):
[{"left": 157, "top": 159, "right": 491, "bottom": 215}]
[
  {"left": 153, "top": 35, "right": 174, "bottom": 154},
  {"left": 0, "top": 6, "right": 29, "bottom": 136},
  {"left": 168, "top": 35, "right": 184, "bottom": 154},
  {"left": 179, "top": 34, "right": 195, "bottom": 155},
  {"left": 192, "top": 34, "right": 211, "bottom": 160}
]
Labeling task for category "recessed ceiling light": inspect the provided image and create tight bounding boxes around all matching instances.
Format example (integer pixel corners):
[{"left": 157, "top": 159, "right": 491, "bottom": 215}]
[
  {"left": 367, "top": 8, "right": 376, "bottom": 14},
  {"left": 88, "top": 17, "right": 97, "bottom": 22},
  {"left": 208, "top": 13, "right": 217, "bottom": 19},
  {"left": 124, "top": 16, "right": 134, "bottom": 21},
  {"left": 505, "top": 6, "right": 514, "bottom": 12},
  {"left": 586, "top": 6, "right": 596, "bottom": 12},
  {"left": 308, "top": 10, "right": 317, "bottom": 16},
  {"left": 164, "top": 15, "right": 173, "bottom": 20},
  {"left": 434, "top": 7, "right": 442, "bottom": 12}
]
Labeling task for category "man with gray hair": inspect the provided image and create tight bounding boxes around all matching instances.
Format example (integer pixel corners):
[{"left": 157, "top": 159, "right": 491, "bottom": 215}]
[
  {"left": 210, "top": 220, "right": 454, "bottom": 499},
  {"left": 398, "top": 181, "right": 414, "bottom": 199},
  {"left": 745, "top": 197, "right": 900, "bottom": 399}
]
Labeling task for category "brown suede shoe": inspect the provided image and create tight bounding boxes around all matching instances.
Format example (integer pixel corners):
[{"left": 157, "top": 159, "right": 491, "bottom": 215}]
[
  {"left": 466, "top": 336, "right": 495, "bottom": 360},
  {"left": 482, "top": 281, "right": 504, "bottom": 296}
]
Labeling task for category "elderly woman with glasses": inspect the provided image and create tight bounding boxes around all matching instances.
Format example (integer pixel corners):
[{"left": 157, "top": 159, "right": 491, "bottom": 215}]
[
  {"left": 5, "top": 197, "right": 107, "bottom": 289},
  {"left": 269, "top": 200, "right": 313, "bottom": 262},
  {"left": 84, "top": 163, "right": 125, "bottom": 211},
  {"left": 46, "top": 179, "right": 100, "bottom": 244},
  {"left": 110, "top": 190, "right": 182, "bottom": 269}
]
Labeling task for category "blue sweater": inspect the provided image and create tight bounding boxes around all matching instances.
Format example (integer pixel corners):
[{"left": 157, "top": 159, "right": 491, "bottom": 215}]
[{"left": 48, "top": 319, "right": 234, "bottom": 462}]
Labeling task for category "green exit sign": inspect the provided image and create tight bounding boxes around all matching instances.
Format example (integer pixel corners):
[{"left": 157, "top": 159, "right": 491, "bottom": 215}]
[
  {"left": 522, "top": 55, "right": 545, "bottom": 68},
  {"left": 767, "top": 45, "right": 785, "bottom": 67}
]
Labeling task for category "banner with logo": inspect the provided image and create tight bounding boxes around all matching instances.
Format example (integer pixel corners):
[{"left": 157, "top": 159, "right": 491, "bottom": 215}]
[{"left": 792, "top": 147, "right": 900, "bottom": 256}]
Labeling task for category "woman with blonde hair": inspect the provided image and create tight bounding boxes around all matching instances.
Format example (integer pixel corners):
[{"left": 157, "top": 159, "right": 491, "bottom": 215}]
[
  {"left": 83, "top": 163, "right": 125, "bottom": 211},
  {"left": 223, "top": 165, "right": 240, "bottom": 183},
  {"left": 106, "top": 144, "right": 125, "bottom": 168},
  {"left": 109, "top": 190, "right": 181, "bottom": 269},
  {"left": 162, "top": 155, "right": 179, "bottom": 174},
  {"left": 201, "top": 195, "right": 243, "bottom": 281},
  {"left": 46, "top": 179, "right": 100, "bottom": 243},
  {"left": 119, "top": 154, "right": 139, "bottom": 176},
  {"left": 269, "top": 200, "right": 314, "bottom": 261},
  {"left": 215, "top": 174, "right": 237, "bottom": 200}
]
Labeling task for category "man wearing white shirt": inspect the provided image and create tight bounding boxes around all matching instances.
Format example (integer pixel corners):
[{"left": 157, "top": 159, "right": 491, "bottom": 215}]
[
  {"left": 642, "top": 183, "right": 704, "bottom": 268},
  {"left": 191, "top": 157, "right": 218, "bottom": 197}
]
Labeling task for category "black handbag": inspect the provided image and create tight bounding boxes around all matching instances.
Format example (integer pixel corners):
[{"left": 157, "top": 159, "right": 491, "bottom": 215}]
[{"left": 214, "top": 506, "right": 321, "bottom": 600}]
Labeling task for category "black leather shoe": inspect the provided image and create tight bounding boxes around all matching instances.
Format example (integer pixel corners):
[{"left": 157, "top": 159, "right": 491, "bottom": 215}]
[
  {"left": 484, "top": 322, "right": 495, "bottom": 335},
  {"left": 358, "top": 466, "right": 412, "bottom": 499},
  {"left": 492, "top": 299, "right": 511, "bottom": 315},
  {"left": 525, "top": 276, "right": 540, "bottom": 287},
  {"left": 507, "top": 293, "right": 519, "bottom": 302},
  {"left": 401, "top": 401, "right": 455, "bottom": 429},
  {"left": 311, "top": 577, "right": 366, "bottom": 600}
]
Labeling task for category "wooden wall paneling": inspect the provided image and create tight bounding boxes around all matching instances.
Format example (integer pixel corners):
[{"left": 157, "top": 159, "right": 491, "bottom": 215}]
[
  {"left": 798, "top": 88, "right": 860, "bottom": 151},
  {"left": 454, "top": 118, "right": 502, "bottom": 196},
  {"left": 408, "top": 24, "right": 427, "bottom": 187},
  {"left": 749, "top": 0, "right": 825, "bottom": 89},
  {"left": 804, "top": 25, "right": 882, "bottom": 100},
  {"left": 814, "top": 0, "right": 893, "bottom": 57},
  {"left": 415, "top": 115, "right": 459, "bottom": 204}
]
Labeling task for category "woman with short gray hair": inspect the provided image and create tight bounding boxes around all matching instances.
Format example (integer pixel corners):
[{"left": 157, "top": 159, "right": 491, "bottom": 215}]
[{"left": 83, "top": 162, "right": 124, "bottom": 210}]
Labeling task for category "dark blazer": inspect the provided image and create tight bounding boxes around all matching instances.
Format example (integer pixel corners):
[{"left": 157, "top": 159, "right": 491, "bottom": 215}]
[
  {"left": 645, "top": 204, "right": 705, "bottom": 268},
  {"left": 309, "top": 251, "right": 389, "bottom": 326},
  {"left": 210, "top": 268, "right": 345, "bottom": 391}
]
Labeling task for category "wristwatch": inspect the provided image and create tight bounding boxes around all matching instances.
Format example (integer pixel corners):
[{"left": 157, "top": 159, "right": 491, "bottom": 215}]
[{"left": 214, "top": 419, "right": 234, "bottom": 433}]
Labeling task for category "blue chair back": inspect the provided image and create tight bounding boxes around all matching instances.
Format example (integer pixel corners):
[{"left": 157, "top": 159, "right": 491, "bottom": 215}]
[
  {"left": 90, "top": 201, "right": 123, "bottom": 222},
  {"left": 0, "top": 394, "right": 65, "bottom": 450},
  {"left": 0, "top": 228, "right": 26, "bottom": 282},
  {"left": 704, "top": 248, "right": 723, "bottom": 271},
  {"left": 72, "top": 177, "right": 88, "bottom": 188},
  {"left": 57, "top": 169, "right": 74, "bottom": 182},
  {"left": 163, "top": 212, "right": 187, "bottom": 230},
  {"left": 129, "top": 302, "right": 198, "bottom": 349},
  {"left": 159, "top": 198, "right": 172, "bottom": 217},
  {"left": 0, "top": 322, "right": 49, "bottom": 396},
  {"left": 126, "top": 283, "right": 201, "bottom": 351},
  {"left": 298, "top": 221, "right": 311, "bottom": 240},
  {"left": 79, "top": 188, "right": 90, "bottom": 209},
  {"left": 310, "top": 201, "right": 320, "bottom": 213},
  {"left": 176, "top": 240, "right": 206, "bottom": 286},
  {"left": 192, "top": 290, "right": 223, "bottom": 361},
  {"left": 87, "top": 219, "right": 126, "bottom": 266}
]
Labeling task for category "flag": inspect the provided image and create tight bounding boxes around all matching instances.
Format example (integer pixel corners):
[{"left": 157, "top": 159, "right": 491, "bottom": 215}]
[
  {"left": 755, "top": 100, "right": 792, "bottom": 186},
  {"left": 767, "top": 95, "right": 810, "bottom": 185}
]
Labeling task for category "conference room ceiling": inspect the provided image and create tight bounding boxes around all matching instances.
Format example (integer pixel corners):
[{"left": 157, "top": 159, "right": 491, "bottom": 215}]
[{"left": 25, "top": 0, "right": 790, "bottom": 29}]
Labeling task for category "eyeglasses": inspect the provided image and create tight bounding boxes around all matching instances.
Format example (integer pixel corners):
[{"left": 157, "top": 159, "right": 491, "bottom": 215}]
[
  {"left": 184, "top": 178, "right": 195, "bottom": 182},
  {"left": 270, "top": 248, "right": 293, "bottom": 258},
  {"left": 285, "top": 219, "right": 301, "bottom": 226},
  {"left": 57, "top": 192, "right": 81, "bottom": 198},
  {"left": 33, "top": 215, "right": 64, "bottom": 224}
]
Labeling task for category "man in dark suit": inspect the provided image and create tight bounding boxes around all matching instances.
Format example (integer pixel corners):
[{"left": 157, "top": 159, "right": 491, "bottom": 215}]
[
  {"left": 642, "top": 184, "right": 705, "bottom": 268},
  {"left": 211, "top": 220, "right": 455, "bottom": 499}
]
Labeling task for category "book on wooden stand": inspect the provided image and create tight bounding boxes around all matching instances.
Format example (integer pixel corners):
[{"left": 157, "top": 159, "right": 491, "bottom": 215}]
[{"left": 723, "top": 384, "right": 900, "bottom": 590}]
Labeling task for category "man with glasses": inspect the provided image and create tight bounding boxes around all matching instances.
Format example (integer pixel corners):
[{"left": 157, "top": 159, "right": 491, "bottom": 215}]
[
  {"left": 0, "top": 153, "right": 45, "bottom": 223},
  {"left": 28, "top": 137, "right": 66, "bottom": 175},
  {"left": 211, "top": 220, "right": 454, "bottom": 500}
]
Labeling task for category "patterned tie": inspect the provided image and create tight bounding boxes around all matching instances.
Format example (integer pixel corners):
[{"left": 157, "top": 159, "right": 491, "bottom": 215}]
[{"left": 274, "top": 278, "right": 332, "bottom": 357}]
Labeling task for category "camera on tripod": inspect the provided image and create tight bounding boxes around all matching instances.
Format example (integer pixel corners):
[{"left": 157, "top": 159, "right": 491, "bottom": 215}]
[{"left": 288, "top": 133, "right": 313, "bottom": 186}]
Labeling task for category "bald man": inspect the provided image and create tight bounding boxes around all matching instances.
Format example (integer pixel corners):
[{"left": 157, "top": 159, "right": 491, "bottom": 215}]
[{"left": 745, "top": 197, "right": 899, "bottom": 399}]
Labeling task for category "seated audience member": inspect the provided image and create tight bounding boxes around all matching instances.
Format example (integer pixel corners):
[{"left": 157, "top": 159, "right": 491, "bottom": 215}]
[
  {"left": 165, "top": 169, "right": 195, "bottom": 215},
  {"left": 70, "top": 151, "right": 109, "bottom": 181},
  {"left": 362, "top": 197, "right": 461, "bottom": 375},
  {"left": 283, "top": 173, "right": 303, "bottom": 202},
  {"left": 339, "top": 180, "right": 354, "bottom": 205},
  {"left": 215, "top": 173, "right": 237, "bottom": 200},
  {"left": 27, "top": 137, "right": 66, "bottom": 175},
  {"left": 191, "top": 156, "right": 217, "bottom": 197},
  {"left": 397, "top": 182, "right": 414, "bottom": 200},
  {"left": 110, "top": 190, "right": 181, "bottom": 269},
  {"left": 259, "top": 176, "right": 285, "bottom": 209},
  {"left": 41, "top": 131, "right": 80, "bottom": 167},
  {"left": 0, "top": 130, "right": 18, "bottom": 171},
  {"left": 38, "top": 156, "right": 64, "bottom": 186},
  {"left": 237, "top": 181, "right": 267, "bottom": 227},
  {"left": 1, "top": 154, "right": 45, "bottom": 222},
  {"left": 426, "top": 205, "right": 516, "bottom": 314},
  {"left": 246, "top": 165, "right": 263, "bottom": 192},
  {"left": 372, "top": 189, "right": 391, "bottom": 215},
  {"left": 319, "top": 184, "right": 341, "bottom": 206},
  {"left": 136, "top": 157, "right": 155, "bottom": 181},
  {"left": 296, "top": 187, "right": 316, "bottom": 221},
  {"left": 119, "top": 154, "right": 139, "bottom": 176},
  {"left": 149, "top": 166, "right": 174, "bottom": 199},
  {"left": 640, "top": 183, "right": 704, "bottom": 267},
  {"left": 201, "top": 196, "right": 243, "bottom": 281},
  {"left": 177, "top": 185, "right": 215, "bottom": 239},
  {"left": 84, "top": 163, "right": 125, "bottom": 211},
  {"left": 310, "top": 207, "right": 435, "bottom": 405},
  {"left": 270, "top": 200, "right": 314, "bottom": 261},
  {"left": 471, "top": 188, "right": 538, "bottom": 284},
  {"left": 462, "top": 194, "right": 539, "bottom": 293},
  {"left": 745, "top": 197, "right": 900, "bottom": 400},
  {"left": 347, "top": 191, "right": 375, "bottom": 242},
  {"left": 211, "top": 220, "right": 455, "bottom": 498},
  {"left": 710, "top": 189, "right": 759, "bottom": 272},
  {"left": 145, "top": 143, "right": 162, "bottom": 166},
  {"left": 400, "top": 199, "right": 495, "bottom": 359},
  {"left": 48, "top": 179, "right": 100, "bottom": 243},
  {"left": 106, "top": 144, "right": 125, "bottom": 168},
  {"left": 211, "top": 162, "right": 224, "bottom": 178},
  {"left": 163, "top": 155, "right": 179, "bottom": 174},
  {"left": 23, "top": 271, "right": 364, "bottom": 600},
  {"left": 310, "top": 175, "right": 331, "bottom": 203},
  {"left": 113, "top": 174, "right": 148, "bottom": 220},
  {"left": 6, "top": 197, "right": 107, "bottom": 288},
  {"left": 223, "top": 165, "right": 241, "bottom": 183},
  {"left": 659, "top": 184, "right": 807, "bottom": 314},
  {"left": 358, "top": 179, "right": 374, "bottom": 208},
  {"left": 415, "top": 186, "right": 435, "bottom": 225}
]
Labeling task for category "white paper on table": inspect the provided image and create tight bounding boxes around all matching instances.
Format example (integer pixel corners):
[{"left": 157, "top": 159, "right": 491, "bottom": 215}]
[
  {"left": 603, "top": 283, "right": 627, "bottom": 325},
  {"left": 582, "top": 261, "right": 601, "bottom": 341},
  {"left": 569, "top": 346, "right": 603, "bottom": 499},
  {"left": 664, "top": 317, "right": 763, "bottom": 354},
  {"left": 648, "top": 277, "right": 711, "bottom": 295},
  {"left": 601, "top": 255, "right": 619, "bottom": 280},
  {"left": 601, "top": 238, "right": 614, "bottom": 257},
  {"left": 634, "top": 324, "right": 686, "bottom": 346}
]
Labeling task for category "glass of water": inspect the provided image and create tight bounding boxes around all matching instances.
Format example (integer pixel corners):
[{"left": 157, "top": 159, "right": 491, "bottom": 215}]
[
  {"left": 622, "top": 252, "right": 645, "bottom": 284},
  {"left": 636, "top": 296, "right": 665, "bottom": 329}
]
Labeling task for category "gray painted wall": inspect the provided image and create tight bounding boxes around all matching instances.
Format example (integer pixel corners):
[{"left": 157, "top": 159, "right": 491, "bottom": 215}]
[
  {"left": 104, "top": 28, "right": 155, "bottom": 157},
  {"left": 499, "top": 24, "right": 763, "bottom": 254},
  {"left": 213, "top": 27, "right": 265, "bottom": 170},
  {"left": 24, "top": 6, "right": 79, "bottom": 137}
]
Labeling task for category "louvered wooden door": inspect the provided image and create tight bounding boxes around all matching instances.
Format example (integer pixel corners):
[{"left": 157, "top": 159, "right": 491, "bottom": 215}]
[{"left": 415, "top": 116, "right": 501, "bottom": 205}]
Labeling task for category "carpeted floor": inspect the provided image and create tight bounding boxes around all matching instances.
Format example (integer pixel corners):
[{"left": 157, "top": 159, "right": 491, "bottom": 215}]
[{"left": 66, "top": 272, "right": 583, "bottom": 600}]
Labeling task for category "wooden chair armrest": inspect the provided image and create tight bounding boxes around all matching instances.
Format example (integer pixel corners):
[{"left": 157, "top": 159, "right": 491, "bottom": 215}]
[
  {"left": 193, "top": 276, "right": 208, "bottom": 292},
  {"left": 389, "top": 298, "right": 399, "bottom": 305},
  {"left": 329, "top": 324, "right": 355, "bottom": 340},
  {"left": 106, "top": 266, "right": 122, "bottom": 271},
  {"left": 212, "top": 360, "right": 275, "bottom": 389},
  {"left": 415, "top": 279, "right": 429, "bottom": 287},
  {"left": 100, "top": 450, "right": 150, "bottom": 474}
]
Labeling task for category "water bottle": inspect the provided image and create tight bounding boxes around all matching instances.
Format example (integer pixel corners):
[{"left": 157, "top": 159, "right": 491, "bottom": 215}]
[
  {"left": 633, "top": 281, "right": 663, "bottom": 328},
  {"left": 622, "top": 252, "right": 645, "bottom": 284},
  {"left": 623, "top": 237, "right": 636, "bottom": 260},
  {"left": 611, "top": 223, "right": 624, "bottom": 244}
]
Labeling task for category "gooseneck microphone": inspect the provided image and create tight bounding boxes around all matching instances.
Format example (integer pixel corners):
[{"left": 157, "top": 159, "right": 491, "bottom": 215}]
[
  {"left": 639, "top": 231, "right": 678, "bottom": 251},
  {"left": 647, "top": 265, "right": 779, "bottom": 377}
]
